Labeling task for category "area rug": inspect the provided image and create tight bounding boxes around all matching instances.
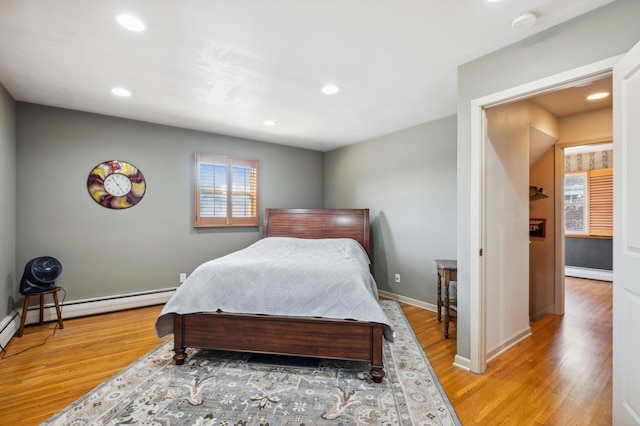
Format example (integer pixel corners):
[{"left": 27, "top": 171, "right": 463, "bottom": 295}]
[{"left": 45, "top": 301, "right": 460, "bottom": 425}]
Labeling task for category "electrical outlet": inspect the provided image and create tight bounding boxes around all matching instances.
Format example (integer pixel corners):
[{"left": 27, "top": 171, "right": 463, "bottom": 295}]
[
  {"left": 179, "top": 273, "right": 187, "bottom": 283},
  {"left": 395, "top": 273, "right": 401, "bottom": 283}
]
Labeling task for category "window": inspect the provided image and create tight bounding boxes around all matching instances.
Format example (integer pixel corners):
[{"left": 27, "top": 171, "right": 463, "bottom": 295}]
[
  {"left": 194, "top": 153, "right": 259, "bottom": 227},
  {"left": 564, "top": 168, "right": 613, "bottom": 237},
  {"left": 564, "top": 172, "right": 588, "bottom": 234}
]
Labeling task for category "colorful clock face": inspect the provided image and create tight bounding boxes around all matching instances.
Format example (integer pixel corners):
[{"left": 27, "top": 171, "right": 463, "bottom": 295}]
[{"left": 87, "top": 160, "right": 146, "bottom": 209}]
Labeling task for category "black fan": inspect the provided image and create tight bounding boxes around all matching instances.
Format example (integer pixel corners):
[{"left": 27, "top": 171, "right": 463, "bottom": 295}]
[{"left": 19, "top": 256, "right": 63, "bottom": 295}]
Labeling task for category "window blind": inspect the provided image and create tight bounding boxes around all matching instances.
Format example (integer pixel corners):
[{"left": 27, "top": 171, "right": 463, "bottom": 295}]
[
  {"left": 195, "top": 154, "right": 259, "bottom": 227},
  {"left": 589, "top": 168, "right": 613, "bottom": 237}
]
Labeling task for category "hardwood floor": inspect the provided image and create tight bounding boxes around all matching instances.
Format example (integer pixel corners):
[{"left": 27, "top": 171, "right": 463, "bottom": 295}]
[
  {"left": 0, "top": 277, "right": 611, "bottom": 425},
  {"left": 412, "top": 276, "right": 612, "bottom": 425},
  {"left": 0, "top": 306, "right": 171, "bottom": 424}
]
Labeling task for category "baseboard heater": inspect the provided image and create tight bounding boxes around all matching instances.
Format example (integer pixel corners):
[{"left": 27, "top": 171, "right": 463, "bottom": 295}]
[
  {"left": 565, "top": 266, "right": 613, "bottom": 282},
  {"left": 0, "top": 287, "right": 176, "bottom": 350}
]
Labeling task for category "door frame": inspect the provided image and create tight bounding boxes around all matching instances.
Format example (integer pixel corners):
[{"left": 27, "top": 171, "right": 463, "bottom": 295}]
[{"left": 468, "top": 55, "right": 621, "bottom": 374}]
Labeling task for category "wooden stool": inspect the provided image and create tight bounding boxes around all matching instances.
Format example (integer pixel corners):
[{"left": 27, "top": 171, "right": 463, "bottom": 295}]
[
  {"left": 18, "top": 287, "right": 64, "bottom": 337},
  {"left": 436, "top": 259, "right": 457, "bottom": 339}
]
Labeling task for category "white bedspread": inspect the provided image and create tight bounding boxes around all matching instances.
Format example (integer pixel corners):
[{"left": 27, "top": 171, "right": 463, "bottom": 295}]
[{"left": 155, "top": 237, "right": 393, "bottom": 341}]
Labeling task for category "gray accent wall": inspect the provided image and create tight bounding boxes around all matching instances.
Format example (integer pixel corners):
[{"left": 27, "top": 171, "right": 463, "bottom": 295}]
[
  {"left": 324, "top": 116, "right": 457, "bottom": 304},
  {"left": 15, "top": 103, "right": 324, "bottom": 303},
  {"left": 457, "top": 0, "right": 640, "bottom": 359},
  {"left": 0, "top": 84, "right": 16, "bottom": 320},
  {"left": 566, "top": 237, "right": 613, "bottom": 271}
]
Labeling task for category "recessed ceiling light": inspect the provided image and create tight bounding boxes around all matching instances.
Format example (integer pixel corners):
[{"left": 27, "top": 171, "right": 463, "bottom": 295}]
[
  {"left": 263, "top": 120, "right": 276, "bottom": 127},
  {"left": 587, "top": 92, "right": 610, "bottom": 100},
  {"left": 321, "top": 84, "right": 340, "bottom": 95},
  {"left": 116, "top": 14, "right": 145, "bottom": 32},
  {"left": 111, "top": 87, "right": 131, "bottom": 97}
]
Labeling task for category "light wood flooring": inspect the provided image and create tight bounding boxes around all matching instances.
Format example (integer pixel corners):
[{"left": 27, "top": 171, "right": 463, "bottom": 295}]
[
  {"left": 0, "top": 277, "right": 611, "bottom": 425},
  {"left": 410, "top": 276, "right": 612, "bottom": 425}
]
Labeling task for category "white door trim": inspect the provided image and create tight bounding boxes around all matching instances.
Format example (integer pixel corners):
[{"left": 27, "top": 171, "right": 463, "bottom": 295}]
[{"left": 468, "top": 55, "right": 621, "bottom": 374}]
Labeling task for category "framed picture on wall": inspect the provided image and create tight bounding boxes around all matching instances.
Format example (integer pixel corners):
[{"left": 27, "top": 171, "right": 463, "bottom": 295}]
[{"left": 529, "top": 218, "right": 546, "bottom": 238}]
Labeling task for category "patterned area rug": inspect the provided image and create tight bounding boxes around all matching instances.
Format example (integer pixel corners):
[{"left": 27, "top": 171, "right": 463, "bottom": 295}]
[{"left": 45, "top": 301, "right": 460, "bottom": 425}]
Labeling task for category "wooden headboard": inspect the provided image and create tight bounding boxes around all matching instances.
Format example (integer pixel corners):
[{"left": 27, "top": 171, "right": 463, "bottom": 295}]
[{"left": 263, "top": 209, "right": 371, "bottom": 256}]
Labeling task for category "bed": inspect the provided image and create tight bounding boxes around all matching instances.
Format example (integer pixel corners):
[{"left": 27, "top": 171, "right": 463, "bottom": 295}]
[{"left": 155, "top": 208, "right": 392, "bottom": 383}]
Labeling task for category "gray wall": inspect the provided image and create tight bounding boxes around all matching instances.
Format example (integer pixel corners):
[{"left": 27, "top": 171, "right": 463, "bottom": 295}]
[
  {"left": 566, "top": 237, "right": 613, "bottom": 270},
  {"left": 457, "top": 0, "right": 640, "bottom": 358},
  {"left": 0, "top": 84, "right": 16, "bottom": 320},
  {"left": 15, "top": 103, "right": 324, "bottom": 303},
  {"left": 324, "top": 116, "right": 457, "bottom": 304}
]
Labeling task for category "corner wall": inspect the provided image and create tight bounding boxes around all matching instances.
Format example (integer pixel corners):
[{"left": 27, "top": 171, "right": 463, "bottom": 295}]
[
  {"left": 529, "top": 141, "right": 556, "bottom": 322},
  {"left": 324, "top": 116, "right": 457, "bottom": 306},
  {"left": 0, "top": 84, "right": 16, "bottom": 321}
]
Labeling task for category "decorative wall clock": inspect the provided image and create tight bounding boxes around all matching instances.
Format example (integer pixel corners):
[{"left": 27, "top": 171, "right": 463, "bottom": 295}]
[{"left": 87, "top": 160, "right": 146, "bottom": 209}]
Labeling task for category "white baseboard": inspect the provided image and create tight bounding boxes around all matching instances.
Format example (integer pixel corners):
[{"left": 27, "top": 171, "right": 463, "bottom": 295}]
[
  {"left": 565, "top": 266, "right": 613, "bottom": 282},
  {"left": 486, "top": 326, "right": 532, "bottom": 362},
  {"left": 378, "top": 290, "right": 437, "bottom": 313},
  {"left": 530, "top": 305, "right": 555, "bottom": 323},
  {"left": 0, "top": 287, "right": 176, "bottom": 350},
  {"left": 379, "top": 290, "right": 471, "bottom": 371},
  {"left": 0, "top": 311, "right": 20, "bottom": 352},
  {"left": 453, "top": 354, "right": 471, "bottom": 371}
]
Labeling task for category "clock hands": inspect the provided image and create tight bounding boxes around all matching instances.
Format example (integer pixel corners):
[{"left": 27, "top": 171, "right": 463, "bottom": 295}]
[
  {"left": 103, "top": 173, "right": 132, "bottom": 197},
  {"left": 112, "top": 179, "right": 125, "bottom": 193}
]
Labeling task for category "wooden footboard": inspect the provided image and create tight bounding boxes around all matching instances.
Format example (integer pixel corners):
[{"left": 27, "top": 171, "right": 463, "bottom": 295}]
[{"left": 172, "top": 312, "right": 385, "bottom": 383}]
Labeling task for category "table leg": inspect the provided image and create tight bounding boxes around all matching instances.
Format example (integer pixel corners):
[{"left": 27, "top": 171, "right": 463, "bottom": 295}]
[
  {"left": 18, "top": 295, "right": 30, "bottom": 337},
  {"left": 39, "top": 293, "right": 45, "bottom": 325},
  {"left": 437, "top": 270, "right": 442, "bottom": 322},
  {"left": 444, "top": 270, "right": 450, "bottom": 339},
  {"left": 52, "top": 289, "right": 64, "bottom": 330}
]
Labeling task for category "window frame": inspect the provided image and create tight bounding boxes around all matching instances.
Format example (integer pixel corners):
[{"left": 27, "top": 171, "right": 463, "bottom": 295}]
[
  {"left": 564, "top": 171, "right": 589, "bottom": 236},
  {"left": 194, "top": 153, "right": 260, "bottom": 228}
]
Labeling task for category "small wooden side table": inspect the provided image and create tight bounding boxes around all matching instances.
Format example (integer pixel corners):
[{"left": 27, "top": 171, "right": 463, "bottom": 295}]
[
  {"left": 436, "top": 259, "right": 457, "bottom": 339},
  {"left": 18, "top": 287, "right": 64, "bottom": 337}
]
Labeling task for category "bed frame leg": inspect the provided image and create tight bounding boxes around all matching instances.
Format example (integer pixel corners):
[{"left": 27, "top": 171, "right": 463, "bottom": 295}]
[
  {"left": 370, "top": 327, "right": 385, "bottom": 383},
  {"left": 173, "top": 349, "right": 186, "bottom": 365},
  {"left": 173, "top": 315, "right": 187, "bottom": 365},
  {"left": 370, "top": 367, "right": 385, "bottom": 383}
]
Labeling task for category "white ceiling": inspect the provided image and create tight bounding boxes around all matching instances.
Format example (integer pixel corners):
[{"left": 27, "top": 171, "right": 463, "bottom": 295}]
[{"left": 0, "top": 0, "right": 615, "bottom": 152}]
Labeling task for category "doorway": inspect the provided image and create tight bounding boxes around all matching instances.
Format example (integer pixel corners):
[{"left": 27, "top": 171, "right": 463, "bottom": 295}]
[
  {"left": 528, "top": 78, "right": 613, "bottom": 322},
  {"left": 478, "top": 76, "right": 613, "bottom": 361},
  {"left": 468, "top": 57, "right": 619, "bottom": 374},
  {"left": 561, "top": 141, "right": 614, "bottom": 282}
]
